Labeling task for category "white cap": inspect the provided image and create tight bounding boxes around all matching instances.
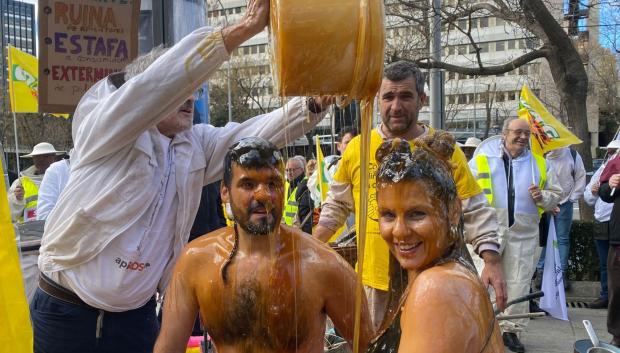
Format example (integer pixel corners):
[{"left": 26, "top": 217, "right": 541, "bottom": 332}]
[
  {"left": 604, "top": 140, "right": 620, "bottom": 150},
  {"left": 463, "top": 137, "right": 482, "bottom": 148},
  {"left": 22, "top": 142, "right": 65, "bottom": 158}
]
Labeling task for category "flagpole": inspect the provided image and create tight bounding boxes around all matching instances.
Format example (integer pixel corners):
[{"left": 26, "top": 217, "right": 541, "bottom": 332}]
[
  {"left": 529, "top": 138, "right": 536, "bottom": 186},
  {"left": 11, "top": 111, "right": 20, "bottom": 177}
]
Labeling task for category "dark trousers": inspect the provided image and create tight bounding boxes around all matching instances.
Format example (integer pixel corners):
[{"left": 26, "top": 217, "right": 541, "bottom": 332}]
[
  {"left": 609, "top": 246, "right": 620, "bottom": 338},
  {"left": 31, "top": 288, "right": 159, "bottom": 353},
  {"left": 595, "top": 239, "right": 610, "bottom": 299}
]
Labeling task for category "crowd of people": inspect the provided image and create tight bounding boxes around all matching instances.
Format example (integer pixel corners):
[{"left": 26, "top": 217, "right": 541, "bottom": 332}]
[{"left": 3, "top": 0, "right": 620, "bottom": 352}]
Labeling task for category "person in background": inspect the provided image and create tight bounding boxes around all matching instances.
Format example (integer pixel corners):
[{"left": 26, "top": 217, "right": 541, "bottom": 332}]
[
  {"left": 306, "top": 159, "right": 317, "bottom": 177},
  {"left": 37, "top": 150, "right": 72, "bottom": 221},
  {"left": 534, "top": 146, "right": 586, "bottom": 291},
  {"left": 283, "top": 155, "right": 313, "bottom": 234},
  {"left": 307, "top": 127, "right": 358, "bottom": 239},
  {"left": 598, "top": 154, "right": 620, "bottom": 348},
  {"left": 461, "top": 137, "right": 482, "bottom": 161},
  {"left": 8, "top": 142, "right": 64, "bottom": 303},
  {"left": 8, "top": 142, "right": 65, "bottom": 224},
  {"left": 583, "top": 140, "right": 620, "bottom": 309},
  {"left": 469, "top": 117, "right": 561, "bottom": 353}
]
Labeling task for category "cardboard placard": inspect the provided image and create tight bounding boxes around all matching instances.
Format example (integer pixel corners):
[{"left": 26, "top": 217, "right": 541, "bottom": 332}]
[{"left": 38, "top": 0, "right": 141, "bottom": 113}]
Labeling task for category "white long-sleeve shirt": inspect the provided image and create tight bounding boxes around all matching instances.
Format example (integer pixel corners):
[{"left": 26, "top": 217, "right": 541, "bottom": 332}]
[
  {"left": 545, "top": 147, "right": 586, "bottom": 204},
  {"left": 39, "top": 26, "right": 327, "bottom": 311},
  {"left": 584, "top": 163, "right": 614, "bottom": 222},
  {"left": 37, "top": 159, "right": 71, "bottom": 221}
]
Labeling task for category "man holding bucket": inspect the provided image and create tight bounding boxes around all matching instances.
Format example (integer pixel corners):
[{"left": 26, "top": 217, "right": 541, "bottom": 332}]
[{"left": 31, "top": 1, "right": 333, "bottom": 352}]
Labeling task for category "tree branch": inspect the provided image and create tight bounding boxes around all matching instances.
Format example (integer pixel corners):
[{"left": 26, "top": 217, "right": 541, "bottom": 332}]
[{"left": 414, "top": 47, "right": 550, "bottom": 75}]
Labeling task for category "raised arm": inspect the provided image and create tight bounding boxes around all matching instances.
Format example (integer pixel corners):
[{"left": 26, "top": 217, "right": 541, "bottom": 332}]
[{"left": 74, "top": 0, "right": 269, "bottom": 166}]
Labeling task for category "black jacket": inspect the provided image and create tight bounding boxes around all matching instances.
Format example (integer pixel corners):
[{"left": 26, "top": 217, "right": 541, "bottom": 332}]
[
  {"left": 599, "top": 182, "right": 620, "bottom": 246},
  {"left": 288, "top": 174, "right": 314, "bottom": 234}
]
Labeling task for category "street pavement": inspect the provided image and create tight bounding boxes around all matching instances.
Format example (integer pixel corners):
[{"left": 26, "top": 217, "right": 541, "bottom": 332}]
[{"left": 520, "top": 306, "right": 613, "bottom": 353}]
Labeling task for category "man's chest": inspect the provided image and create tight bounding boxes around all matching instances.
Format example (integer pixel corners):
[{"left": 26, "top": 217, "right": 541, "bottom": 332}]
[{"left": 200, "top": 260, "right": 320, "bottom": 350}]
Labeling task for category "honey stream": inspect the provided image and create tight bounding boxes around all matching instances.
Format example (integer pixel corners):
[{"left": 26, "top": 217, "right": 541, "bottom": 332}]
[{"left": 270, "top": 0, "right": 384, "bottom": 349}]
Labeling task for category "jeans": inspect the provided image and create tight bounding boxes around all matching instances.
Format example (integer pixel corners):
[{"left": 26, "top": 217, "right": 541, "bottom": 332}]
[
  {"left": 537, "top": 201, "right": 573, "bottom": 274},
  {"left": 595, "top": 239, "right": 610, "bottom": 299},
  {"left": 31, "top": 288, "right": 159, "bottom": 353}
]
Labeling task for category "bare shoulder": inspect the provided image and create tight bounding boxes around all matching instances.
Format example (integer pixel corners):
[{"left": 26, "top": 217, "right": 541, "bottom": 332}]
[
  {"left": 180, "top": 227, "right": 235, "bottom": 268},
  {"left": 409, "top": 262, "right": 487, "bottom": 308}
]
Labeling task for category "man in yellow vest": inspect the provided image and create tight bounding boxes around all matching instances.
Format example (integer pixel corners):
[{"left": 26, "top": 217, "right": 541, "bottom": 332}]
[
  {"left": 8, "top": 142, "right": 64, "bottom": 224},
  {"left": 7, "top": 142, "right": 64, "bottom": 303},
  {"left": 469, "top": 117, "right": 561, "bottom": 353},
  {"left": 284, "top": 155, "right": 313, "bottom": 234},
  {"left": 314, "top": 60, "right": 506, "bottom": 331}
]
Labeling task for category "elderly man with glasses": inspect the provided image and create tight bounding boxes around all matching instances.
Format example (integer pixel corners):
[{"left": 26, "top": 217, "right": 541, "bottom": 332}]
[
  {"left": 469, "top": 117, "right": 561, "bottom": 353},
  {"left": 283, "top": 156, "right": 313, "bottom": 234}
]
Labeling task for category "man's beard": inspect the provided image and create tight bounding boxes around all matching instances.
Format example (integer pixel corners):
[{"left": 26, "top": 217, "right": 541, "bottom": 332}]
[
  {"left": 384, "top": 115, "right": 413, "bottom": 135},
  {"left": 235, "top": 201, "right": 277, "bottom": 236}
]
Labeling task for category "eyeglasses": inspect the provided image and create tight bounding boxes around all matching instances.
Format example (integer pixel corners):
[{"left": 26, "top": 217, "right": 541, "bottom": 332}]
[
  {"left": 507, "top": 129, "right": 531, "bottom": 137},
  {"left": 193, "top": 87, "right": 205, "bottom": 100},
  {"left": 285, "top": 167, "right": 302, "bottom": 173}
]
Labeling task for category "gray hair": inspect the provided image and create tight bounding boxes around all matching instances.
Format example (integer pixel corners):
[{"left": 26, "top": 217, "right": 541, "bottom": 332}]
[
  {"left": 289, "top": 155, "right": 306, "bottom": 169},
  {"left": 124, "top": 45, "right": 169, "bottom": 81},
  {"left": 502, "top": 117, "right": 520, "bottom": 132},
  {"left": 384, "top": 60, "right": 426, "bottom": 95}
]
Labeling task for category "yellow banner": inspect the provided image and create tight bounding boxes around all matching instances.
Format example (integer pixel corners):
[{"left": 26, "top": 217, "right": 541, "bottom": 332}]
[
  {"left": 7, "top": 46, "right": 69, "bottom": 118},
  {"left": 518, "top": 85, "right": 582, "bottom": 156},
  {"left": 0, "top": 161, "right": 33, "bottom": 353},
  {"left": 8, "top": 46, "right": 38, "bottom": 113}
]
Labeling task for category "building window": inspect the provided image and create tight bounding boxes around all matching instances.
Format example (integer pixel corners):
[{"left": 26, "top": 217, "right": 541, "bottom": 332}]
[
  {"left": 495, "top": 17, "right": 504, "bottom": 27},
  {"left": 458, "top": 19, "right": 467, "bottom": 29},
  {"left": 448, "top": 71, "right": 456, "bottom": 80},
  {"left": 495, "top": 41, "right": 505, "bottom": 51},
  {"left": 525, "top": 37, "right": 539, "bottom": 49},
  {"left": 507, "top": 40, "right": 516, "bottom": 49},
  {"left": 496, "top": 93, "right": 506, "bottom": 102},
  {"left": 468, "top": 93, "right": 475, "bottom": 103},
  {"left": 458, "top": 45, "right": 467, "bottom": 55},
  {"left": 518, "top": 66, "right": 527, "bottom": 75},
  {"left": 458, "top": 94, "right": 467, "bottom": 104},
  {"left": 479, "top": 42, "right": 489, "bottom": 53},
  {"left": 479, "top": 17, "right": 488, "bottom": 28}
]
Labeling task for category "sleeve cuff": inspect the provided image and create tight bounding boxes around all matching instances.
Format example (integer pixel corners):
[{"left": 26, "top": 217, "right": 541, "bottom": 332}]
[{"left": 477, "top": 243, "right": 500, "bottom": 255}]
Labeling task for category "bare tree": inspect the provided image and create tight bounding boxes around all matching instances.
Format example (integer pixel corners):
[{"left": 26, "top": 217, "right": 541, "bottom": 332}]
[{"left": 387, "top": 0, "right": 603, "bottom": 171}]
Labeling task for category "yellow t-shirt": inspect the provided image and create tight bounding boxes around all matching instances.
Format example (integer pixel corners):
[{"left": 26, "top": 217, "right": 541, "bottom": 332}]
[{"left": 333, "top": 126, "right": 481, "bottom": 290}]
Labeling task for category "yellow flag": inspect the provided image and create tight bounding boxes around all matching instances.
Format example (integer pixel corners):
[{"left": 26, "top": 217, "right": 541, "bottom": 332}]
[
  {"left": 315, "top": 135, "right": 329, "bottom": 202},
  {"left": 0, "top": 161, "right": 33, "bottom": 353},
  {"left": 518, "top": 85, "right": 582, "bottom": 156},
  {"left": 314, "top": 136, "right": 345, "bottom": 242},
  {"left": 7, "top": 46, "right": 69, "bottom": 118},
  {"left": 7, "top": 45, "right": 38, "bottom": 113}
]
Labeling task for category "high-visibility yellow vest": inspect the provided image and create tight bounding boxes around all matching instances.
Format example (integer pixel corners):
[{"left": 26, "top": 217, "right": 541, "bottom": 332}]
[
  {"left": 19, "top": 176, "right": 39, "bottom": 223},
  {"left": 474, "top": 153, "right": 547, "bottom": 216},
  {"left": 283, "top": 179, "right": 305, "bottom": 226}
]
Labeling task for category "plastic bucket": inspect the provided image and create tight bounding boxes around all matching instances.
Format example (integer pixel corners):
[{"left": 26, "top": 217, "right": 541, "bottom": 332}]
[
  {"left": 587, "top": 348, "right": 617, "bottom": 353},
  {"left": 270, "top": 0, "right": 385, "bottom": 99}
]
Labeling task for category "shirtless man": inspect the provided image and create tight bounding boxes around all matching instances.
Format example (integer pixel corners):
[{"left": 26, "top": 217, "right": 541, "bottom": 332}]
[{"left": 154, "top": 137, "right": 371, "bottom": 353}]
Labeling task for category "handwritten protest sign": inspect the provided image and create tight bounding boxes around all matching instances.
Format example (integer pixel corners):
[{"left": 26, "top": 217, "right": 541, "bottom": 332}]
[{"left": 38, "top": 0, "right": 140, "bottom": 113}]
